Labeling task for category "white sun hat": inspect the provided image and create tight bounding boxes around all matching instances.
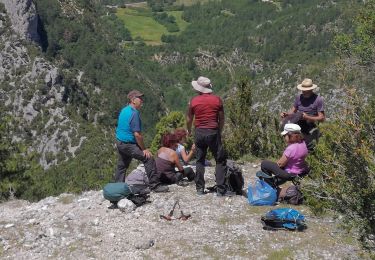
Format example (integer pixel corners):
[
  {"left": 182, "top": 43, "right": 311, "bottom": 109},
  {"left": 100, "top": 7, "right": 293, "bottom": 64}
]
[
  {"left": 281, "top": 123, "right": 302, "bottom": 136},
  {"left": 191, "top": 76, "right": 213, "bottom": 93}
]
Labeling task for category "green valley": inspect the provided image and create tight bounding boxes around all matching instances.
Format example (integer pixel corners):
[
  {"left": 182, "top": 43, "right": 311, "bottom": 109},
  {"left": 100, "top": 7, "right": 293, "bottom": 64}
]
[{"left": 1, "top": 0, "right": 374, "bottom": 251}]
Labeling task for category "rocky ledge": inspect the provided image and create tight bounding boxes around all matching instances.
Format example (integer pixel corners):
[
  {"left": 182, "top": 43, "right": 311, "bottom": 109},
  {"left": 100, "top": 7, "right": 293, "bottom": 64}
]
[{"left": 0, "top": 164, "right": 366, "bottom": 259}]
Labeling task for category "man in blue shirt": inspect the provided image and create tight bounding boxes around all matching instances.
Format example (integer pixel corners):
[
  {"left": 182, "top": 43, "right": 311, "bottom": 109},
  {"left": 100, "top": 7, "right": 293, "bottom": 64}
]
[{"left": 114, "top": 90, "right": 168, "bottom": 193}]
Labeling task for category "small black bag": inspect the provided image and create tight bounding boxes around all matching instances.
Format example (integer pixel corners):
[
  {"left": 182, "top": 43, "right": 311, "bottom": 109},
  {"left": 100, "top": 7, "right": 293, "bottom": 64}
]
[
  {"left": 128, "top": 194, "right": 150, "bottom": 207},
  {"left": 226, "top": 160, "right": 244, "bottom": 195}
]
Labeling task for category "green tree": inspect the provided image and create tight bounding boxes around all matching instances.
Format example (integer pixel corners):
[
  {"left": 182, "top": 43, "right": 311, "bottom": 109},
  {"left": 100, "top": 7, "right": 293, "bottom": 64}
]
[
  {"left": 224, "top": 79, "right": 282, "bottom": 159},
  {"left": 334, "top": 0, "right": 375, "bottom": 65},
  {"left": 305, "top": 0, "right": 375, "bottom": 250},
  {"left": 0, "top": 114, "right": 28, "bottom": 200},
  {"left": 150, "top": 111, "right": 185, "bottom": 153},
  {"left": 305, "top": 90, "right": 375, "bottom": 250}
]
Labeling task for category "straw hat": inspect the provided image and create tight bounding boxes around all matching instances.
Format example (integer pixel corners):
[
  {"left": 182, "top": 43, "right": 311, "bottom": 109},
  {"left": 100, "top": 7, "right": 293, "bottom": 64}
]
[{"left": 297, "top": 78, "right": 317, "bottom": 91}]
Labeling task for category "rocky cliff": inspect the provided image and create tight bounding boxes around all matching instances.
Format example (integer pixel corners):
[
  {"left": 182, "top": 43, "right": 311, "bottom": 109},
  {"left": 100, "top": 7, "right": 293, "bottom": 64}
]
[
  {"left": 0, "top": 0, "right": 40, "bottom": 44},
  {"left": 0, "top": 0, "right": 96, "bottom": 169}
]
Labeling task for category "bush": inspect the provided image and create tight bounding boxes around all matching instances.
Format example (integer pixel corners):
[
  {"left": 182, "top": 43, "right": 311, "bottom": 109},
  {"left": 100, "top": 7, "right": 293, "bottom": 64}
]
[
  {"left": 305, "top": 89, "right": 375, "bottom": 250},
  {"left": 223, "top": 79, "right": 283, "bottom": 159},
  {"left": 150, "top": 111, "right": 185, "bottom": 153}
]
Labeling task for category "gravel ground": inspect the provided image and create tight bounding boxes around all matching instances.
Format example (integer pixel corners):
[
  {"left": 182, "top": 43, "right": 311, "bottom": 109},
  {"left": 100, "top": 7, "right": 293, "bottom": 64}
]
[{"left": 0, "top": 163, "right": 368, "bottom": 259}]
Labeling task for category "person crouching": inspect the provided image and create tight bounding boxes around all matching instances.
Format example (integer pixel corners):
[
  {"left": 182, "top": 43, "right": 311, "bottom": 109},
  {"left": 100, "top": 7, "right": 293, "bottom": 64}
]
[{"left": 156, "top": 133, "right": 195, "bottom": 185}]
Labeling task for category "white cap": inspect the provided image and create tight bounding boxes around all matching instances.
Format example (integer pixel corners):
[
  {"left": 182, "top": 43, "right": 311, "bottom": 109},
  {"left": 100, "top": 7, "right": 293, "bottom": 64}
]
[{"left": 281, "top": 123, "right": 301, "bottom": 136}]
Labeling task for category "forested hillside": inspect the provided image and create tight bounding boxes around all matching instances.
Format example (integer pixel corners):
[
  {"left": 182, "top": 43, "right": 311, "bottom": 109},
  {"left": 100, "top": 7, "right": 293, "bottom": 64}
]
[
  {"left": 1, "top": 0, "right": 373, "bottom": 201},
  {"left": 124, "top": 0, "right": 373, "bottom": 114}
]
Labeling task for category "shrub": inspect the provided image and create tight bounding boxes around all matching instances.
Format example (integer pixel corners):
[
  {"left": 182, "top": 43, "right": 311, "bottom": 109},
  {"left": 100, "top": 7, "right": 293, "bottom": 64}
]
[
  {"left": 150, "top": 111, "right": 185, "bottom": 153},
  {"left": 305, "top": 89, "right": 375, "bottom": 250},
  {"left": 223, "top": 79, "right": 283, "bottom": 159}
]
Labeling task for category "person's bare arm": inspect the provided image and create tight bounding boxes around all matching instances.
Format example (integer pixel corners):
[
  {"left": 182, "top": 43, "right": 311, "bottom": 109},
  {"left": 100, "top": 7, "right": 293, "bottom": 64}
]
[
  {"left": 134, "top": 131, "right": 152, "bottom": 158},
  {"left": 277, "top": 154, "right": 288, "bottom": 168},
  {"left": 173, "top": 152, "right": 184, "bottom": 172},
  {"left": 280, "top": 106, "right": 298, "bottom": 118},
  {"left": 218, "top": 110, "right": 224, "bottom": 134},
  {"left": 180, "top": 144, "right": 196, "bottom": 163},
  {"left": 302, "top": 111, "right": 325, "bottom": 123},
  {"left": 186, "top": 103, "right": 194, "bottom": 136}
]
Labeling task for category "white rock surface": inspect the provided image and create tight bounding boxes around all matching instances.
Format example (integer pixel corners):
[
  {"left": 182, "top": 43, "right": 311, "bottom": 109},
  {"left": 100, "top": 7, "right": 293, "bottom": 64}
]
[
  {"left": 0, "top": 0, "right": 40, "bottom": 43},
  {"left": 117, "top": 198, "right": 136, "bottom": 213},
  {"left": 0, "top": 164, "right": 366, "bottom": 259}
]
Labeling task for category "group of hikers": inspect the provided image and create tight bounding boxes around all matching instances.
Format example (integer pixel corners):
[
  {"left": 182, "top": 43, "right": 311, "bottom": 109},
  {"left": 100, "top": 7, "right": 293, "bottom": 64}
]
[{"left": 109, "top": 76, "right": 325, "bottom": 207}]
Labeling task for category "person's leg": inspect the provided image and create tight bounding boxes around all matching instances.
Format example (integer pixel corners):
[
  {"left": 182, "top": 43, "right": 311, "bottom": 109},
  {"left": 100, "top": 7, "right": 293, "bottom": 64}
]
[
  {"left": 129, "top": 144, "right": 162, "bottom": 190},
  {"left": 207, "top": 130, "right": 227, "bottom": 194},
  {"left": 183, "top": 167, "right": 195, "bottom": 181},
  {"left": 114, "top": 141, "right": 132, "bottom": 182},
  {"left": 159, "top": 171, "right": 182, "bottom": 184},
  {"left": 194, "top": 129, "right": 208, "bottom": 192},
  {"left": 261, "top": 160, "right": 295, "bottom": 186}
]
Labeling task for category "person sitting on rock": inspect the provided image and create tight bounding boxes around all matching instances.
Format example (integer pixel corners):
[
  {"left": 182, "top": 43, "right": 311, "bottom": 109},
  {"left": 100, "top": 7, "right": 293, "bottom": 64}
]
[
  {"left": 260, "top": 123, "right": 309, "bottom": 186},
  {"left": 280, "top": 78, "right": 325, "bottom": 151},
  {"left": 156, "top": 133, "right": 195, "bottom": 185},
  {"left": 174, "top": 128, "right": 196, "bottom": 165}
]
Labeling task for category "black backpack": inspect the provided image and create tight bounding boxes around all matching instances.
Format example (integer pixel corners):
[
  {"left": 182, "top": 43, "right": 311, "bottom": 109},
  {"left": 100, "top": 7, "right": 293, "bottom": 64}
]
[{"left": 225, "top": 160, "right": 244, "bottom": 195}]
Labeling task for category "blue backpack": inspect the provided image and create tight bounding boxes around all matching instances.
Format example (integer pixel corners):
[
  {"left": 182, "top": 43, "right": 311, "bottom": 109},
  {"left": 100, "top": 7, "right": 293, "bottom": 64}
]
[
  {"left": 247, "top": 178, "right": 277, "bottom": 206},
  {"left": 261, "top": 208, "right": 307, "bottom": 231},
  {"left": 103, "top": 182, "right": 132, "bottom": 202}
]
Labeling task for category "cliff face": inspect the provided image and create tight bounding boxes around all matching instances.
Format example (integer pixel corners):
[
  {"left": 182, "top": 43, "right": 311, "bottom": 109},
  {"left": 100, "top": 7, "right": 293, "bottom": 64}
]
[
  {"left": 0, "top": 0, "right": 40, "bottom": 44},
  {"left": 0, "top": 0, "right": 93, "bottom": 169}
]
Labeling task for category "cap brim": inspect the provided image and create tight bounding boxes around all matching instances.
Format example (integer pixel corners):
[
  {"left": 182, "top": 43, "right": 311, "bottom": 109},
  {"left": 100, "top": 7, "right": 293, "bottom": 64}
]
[
  {"left": 191, "top": 81, "right": 213, "bottom": 93},
  {"left": 281, "top": 130, "right": 288, "bottom": 136},
  {"left": 297, "top": 84, "right": 317, "bottom": 91}
]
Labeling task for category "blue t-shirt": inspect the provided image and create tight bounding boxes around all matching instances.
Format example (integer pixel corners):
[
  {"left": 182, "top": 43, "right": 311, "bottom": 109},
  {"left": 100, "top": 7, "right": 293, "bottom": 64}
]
[{"left": 116, "top": 105, "right": 142, "bottom": 143}]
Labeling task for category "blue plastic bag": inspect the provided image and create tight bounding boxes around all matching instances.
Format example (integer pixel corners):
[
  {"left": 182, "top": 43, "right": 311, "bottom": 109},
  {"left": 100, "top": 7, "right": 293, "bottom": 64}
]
[{"left": 247, "top": 178, "right": 277, "bottom": 206}]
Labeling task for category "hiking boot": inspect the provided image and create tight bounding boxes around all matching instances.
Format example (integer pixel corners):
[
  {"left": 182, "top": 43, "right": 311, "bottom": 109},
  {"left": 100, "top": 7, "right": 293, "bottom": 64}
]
[
  {"left": 196, "top": 189, "right": 205, "bottom": 195},
  {"left": 215, "top": 190, "right": 236, "bottom": 197},
  {"left": 152, "top": 185, "right": 169, "bottom": 193},
  {"left": 108, "top": 203, "right": 118, "bottom": 209},
  {"left": 177, "top": 180, "right": 189, "bottom": 187}
]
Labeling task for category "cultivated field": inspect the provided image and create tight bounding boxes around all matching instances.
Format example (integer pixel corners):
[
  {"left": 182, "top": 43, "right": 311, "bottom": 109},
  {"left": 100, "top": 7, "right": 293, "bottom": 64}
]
[{"left": 116, "top": 7, "right": 189, "bottom": 45}]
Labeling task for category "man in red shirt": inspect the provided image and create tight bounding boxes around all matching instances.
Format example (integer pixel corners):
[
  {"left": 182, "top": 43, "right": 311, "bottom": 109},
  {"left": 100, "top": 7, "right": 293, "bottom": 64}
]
[{"left": 187, "top": 76, "right": 232, "bottom": 196}]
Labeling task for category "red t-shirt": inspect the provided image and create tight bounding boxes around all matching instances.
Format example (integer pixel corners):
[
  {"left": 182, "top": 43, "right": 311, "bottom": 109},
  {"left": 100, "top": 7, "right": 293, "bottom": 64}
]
[{"left": 188, "top": 93, "right": 223, "bottom": 129}]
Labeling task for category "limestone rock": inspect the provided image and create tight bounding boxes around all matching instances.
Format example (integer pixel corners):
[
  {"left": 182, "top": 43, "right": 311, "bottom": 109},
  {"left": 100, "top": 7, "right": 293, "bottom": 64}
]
[
  {"left": 117, "top": 198, "right": 136, "bottom": 213},
  {"left": 0, "top": 0, "right": 40, "bottom": 44}
]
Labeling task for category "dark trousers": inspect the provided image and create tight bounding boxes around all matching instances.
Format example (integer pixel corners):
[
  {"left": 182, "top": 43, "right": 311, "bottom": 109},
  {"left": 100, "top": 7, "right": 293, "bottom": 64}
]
[
  {"left": 194, "top": 128, "right": 227, "bottom": 193},
  {"left": 260, "top": 160, "right": 295, "bottom": 186},
  {"left": 159, "top": 167, "right": 195, "bottom": 184},
  {"left": 114, "top": 141, "right": 160, "bottom": 189}
]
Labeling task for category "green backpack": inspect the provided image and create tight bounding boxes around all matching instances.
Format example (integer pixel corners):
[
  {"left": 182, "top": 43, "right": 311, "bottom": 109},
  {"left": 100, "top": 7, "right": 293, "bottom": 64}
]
[{"left": 103, "top": 182, "right": 132, "bottom": 202}]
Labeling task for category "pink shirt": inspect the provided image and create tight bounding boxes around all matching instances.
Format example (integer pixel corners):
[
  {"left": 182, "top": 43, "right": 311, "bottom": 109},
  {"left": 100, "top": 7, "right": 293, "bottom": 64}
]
[{"left": 283, "top": 141, "right": 308, "bottom": 175}]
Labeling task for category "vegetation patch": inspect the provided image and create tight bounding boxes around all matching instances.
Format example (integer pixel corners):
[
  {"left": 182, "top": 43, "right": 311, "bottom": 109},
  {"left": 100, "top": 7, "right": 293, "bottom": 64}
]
[
  {"left": 174, "top": 0, "right": 215, "bottom": 6},
  {"left": 267, "top": 248, "right": 293, "bottom": 260},
  {"left": 116, "top": 8, "right": 189, "bottom": 45},
  {"left": 57, "top": 194, "right": 75, "bottom": 204}
]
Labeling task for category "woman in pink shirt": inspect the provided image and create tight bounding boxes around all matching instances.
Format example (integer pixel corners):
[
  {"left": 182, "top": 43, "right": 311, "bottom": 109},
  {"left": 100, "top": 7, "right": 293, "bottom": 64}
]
[{"left": 260, "top": 123, "right": 309, "bottom": 186}]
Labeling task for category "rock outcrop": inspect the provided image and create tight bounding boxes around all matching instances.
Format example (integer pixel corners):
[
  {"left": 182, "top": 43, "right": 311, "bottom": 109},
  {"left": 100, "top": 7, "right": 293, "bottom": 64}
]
[
  {"left": 0, "top": 0, "right": 40, "bottom": 44},
  {"left": 0, "top": 0, "right": 92, "bottom": 169},
  {"left": 0, "top": 165, "right": 366, "bottom": 259}
]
